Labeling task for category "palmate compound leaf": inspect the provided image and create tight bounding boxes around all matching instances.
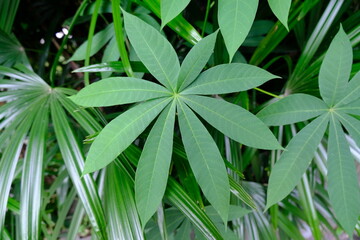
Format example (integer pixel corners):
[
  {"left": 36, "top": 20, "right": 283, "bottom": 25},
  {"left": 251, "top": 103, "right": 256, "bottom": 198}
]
[
  {"left": 319, "top": 25, "right": 352, "bottom": 107},
  {"left": 327, "top": 115, "right": 360, "bottom": 235},
  {"left": 265, "top": 113, "right": 329, "bottom": 210},
  {"left": 82, "top": 97, "right": 171, "bottom": 175},
  {"left": 267, "top": 0, "right": 291, "bottom": 30},
  {"left": 257, "top": 94, "right": 328, "bottom": 126},
  {"left": 135, "top": 101, "right": 176, "bottom": 226},
  {"left": 177, "top": 100, "right": 230, "bottom": 224},
  {"left": 68, "top": 77, "right": 171, "bottom": 107},
  {"left": 177, "top": 31, "right": 219, "bottom": 92},
  {"left": 181, "top": 63, "right": 279, "bottom": 95},
  {"left": 160, "top": 0, "right": 190, "bottom": 29},
  {"left": 181, "top": 95, "right": 282, "bottom": 150},
  {"left": 123, "top": 10, "right": 180, "bottom": 91},
  {"left": 218, "top": 0, "right": 258, "bottom": 61}
]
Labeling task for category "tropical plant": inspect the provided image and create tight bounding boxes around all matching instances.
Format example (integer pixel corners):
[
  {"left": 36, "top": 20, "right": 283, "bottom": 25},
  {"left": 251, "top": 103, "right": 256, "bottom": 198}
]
[{"left": 0, "top": 0, "right": 359, "bottom": 239}]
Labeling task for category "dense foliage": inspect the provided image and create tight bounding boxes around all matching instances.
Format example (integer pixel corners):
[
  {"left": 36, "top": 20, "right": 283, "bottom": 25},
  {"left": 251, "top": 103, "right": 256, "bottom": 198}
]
[{"left": 0, "top": 0, "right": 359, "bottom": 239}]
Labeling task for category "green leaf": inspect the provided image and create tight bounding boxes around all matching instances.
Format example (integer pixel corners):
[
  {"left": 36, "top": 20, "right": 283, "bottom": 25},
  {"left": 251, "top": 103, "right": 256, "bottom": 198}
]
[
  {"left": 319, "top": 26, "right": 352, "bottom": 107},
  {"left": 336, "top": 71, "right": 360, "bottom": 106},
  {"left": 182, "top": 63, "right": 278, "bottom": 95},
  {"left": 101, "top": 37, "right": 120, "bottom": 78},
  {"left": 182, "top": 95, "right": 282, "bottom": 150},
  {"left": 123, "top": 10, "right": 180, "bottom": 90},
  {"left": 67, "top": 23, "right": 114, "bottom": 62},
  {"left": 0, "top": 30, "right": 30, "bottom": 68},
  {"left": 50, "top": 96, "right": 108, "bottom": 240},
  {"left": 268, "top": 0, "right": 291, "bottom": 30},
  {"left": 178, "top": 31, "right": 218, "bottom": 91},
  {"left": 135, "top": 101, "right": 176, "bottom": 226},
  {"left": 266, "top": 113, "right": 329, "bottom": 209},
  {"left": 337, "top": 98, "right": 360, "bottom": 116},
  {"left": 218, "top": 0, "right": 258, "bottom": 61},
  {"left": 160, "top": 0, "right": 190, "bottom": 29},
  {"left": 72, "top": 61, "right": 148, "bottom": 73},
  {"left": 20, "top": 104, "right": 48, "bottom": 240},
  {"left": 177, "top": 100, "right": 229, "bottom": 223},
  {"left": 83, "top": 97, "right": 171, "bottom": 174},
  {"left": 69, "top": 77, "right": 171, "bottom": 107},
  {"left": 327, "top": 116, "right": 360, "bottom": 235},
  {"left": 0, "top": 103, "right": 38, "bottom": 233},
  {"left": 336, "top": 112, "right": 360, "bottom": 149},
  {"left": 205, "top": 205, "right": 251, "bottom": 222},
  {"left": 105, "top": 162, "right": 144, "bottom": 240},
  {"left": 257, "top": 94, "right": 328, "bottom": 126},
  {"left": 165, "top": 178, "right": 224, "bottom": 240}
]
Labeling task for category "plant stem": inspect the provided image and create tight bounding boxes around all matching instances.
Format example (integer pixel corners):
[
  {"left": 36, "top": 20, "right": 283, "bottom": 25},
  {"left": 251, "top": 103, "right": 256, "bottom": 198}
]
[
  {"left": 111, "top": 0, "right": 134, "bottom": 77},
  {"left": 254, "top": 87, "right": 282, "bottom": 99},
  {"left": 50, "top": 0, "right": 89, "bottom": 87},
  {"left": 84, "top": 0, "right": 102, "bottom": 86}
]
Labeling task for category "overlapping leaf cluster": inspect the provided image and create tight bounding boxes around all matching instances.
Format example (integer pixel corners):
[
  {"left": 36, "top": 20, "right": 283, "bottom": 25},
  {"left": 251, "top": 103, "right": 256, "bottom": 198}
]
[
  {"left": 70, "top": 11, "right": 282, "bottom": 226},
  {"left": 257, "top": 26, "right": 360, "bottom": 235}
]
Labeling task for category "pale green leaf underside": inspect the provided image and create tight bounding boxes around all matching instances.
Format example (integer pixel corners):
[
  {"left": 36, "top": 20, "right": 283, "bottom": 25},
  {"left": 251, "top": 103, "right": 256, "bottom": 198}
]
[
  {"left": 123, "top": 11, "right": 180, "bottom": 90},
  {"left": 178, "top": 100, "right": 229, "bottom": 223},
  {"left": 160, "top": 0, "right": 190, "bottom": 29},
  {"left": 182, "top": 95, "right": 282, "bottom": 150},
  {"left": 319, "top": 26, "right": 352, "bottom": 107},
  {"left": 218, "top": 0, "right": 258, "bottom": 61},
  {"left": 267, "top": 0, "right": 291, "bottom": 30},
  {"left": 182, "top": 63, "right": 278, "bottom": 95},
  {"left": 83, "top": 98, "right": 171, "bottom": 174},
  {"left": 257, "top": 94, "right": 328, "bottom": 126},
  {"left": 336, "top": 71, "right": 360, "bottom": 106},
  {"left": 266, "top": 113, "right": 329, "bottom": 209},
  {"left": 178, "top": 31, "right": 218, "bottom": 91},
  {"left": 135, "top": 101, "right": 176, "bottom": 226},
  {"left": 327, "top": 116, "right": 360, "bottom": 235},
  {"left": 69, "top": 77, "right": 170, "bottom": 107},
  {"left": 336, "top": 112, "right": 360, "bottom": 149},
  {"left": 67, "top": 23, "right": 114, "bottom": 62}
]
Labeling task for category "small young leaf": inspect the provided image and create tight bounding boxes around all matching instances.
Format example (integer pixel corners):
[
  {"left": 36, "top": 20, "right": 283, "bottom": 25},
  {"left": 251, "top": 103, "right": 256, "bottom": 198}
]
[
  {"left": 83, "top": 97, "right": 171, "bottom": 174},
  {"left": 257, "top": 94, "right": 328, "bottom": 126},
  {"left": 69, "top": 77, "right": 171, "bottom": 107},
  {"left": 182, "top": 95, "right": 282, "bottom": 150},
  {"left": 336, "top": 71, "right": 360, "bottom": 106},
  {"left": 178, "top": 100, "right": 229, "bottom": 224},
  {"left": 178, "top": 31, "right": 218, "bottom": 91},
  {"left": 218, "top": 0, "right": 258, "bottom": 61},
  {"left": 135, "top": 101, "right": 176, "bottom": 226},
  {"left": 266, "top": 113, "right": 329, "bottom": 209},
  {"left": 182, "top": 63, "right": 278, "bottom": 95},
  {"left": 268, "top": 0, "right": 291, "bottom": 30},
  {"left": 319, "top": 26, "right": 352, "bottom": 107},
  {"left": 67, "top": 24, "right": 114, "bottom": 62},
  {"left": 123, "top": 10, "right": 180, "bottom": 91},
  {"left": 327, "top": 116, "right": 360, "bottom": 235},
  {"left": 160, "top": 0, "right": 190, "bottom": 29}
]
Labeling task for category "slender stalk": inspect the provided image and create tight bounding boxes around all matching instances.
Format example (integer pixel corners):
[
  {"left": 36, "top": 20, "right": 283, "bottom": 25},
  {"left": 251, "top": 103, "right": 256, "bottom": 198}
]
[
  {"left": 254, "top": 87, "right": 282, "bottom": 99},
  {"left": 50, "top": 0, "right": 89, "bottom": 86},
  {"left": 84, "top": 0, "right": 102, "bottom": 86},
  {"left": 111, "top": 0, "right": 134, "bottom": 77},
  {"left": 201, "top": 0, "right": 212, "bottom": 37}
]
